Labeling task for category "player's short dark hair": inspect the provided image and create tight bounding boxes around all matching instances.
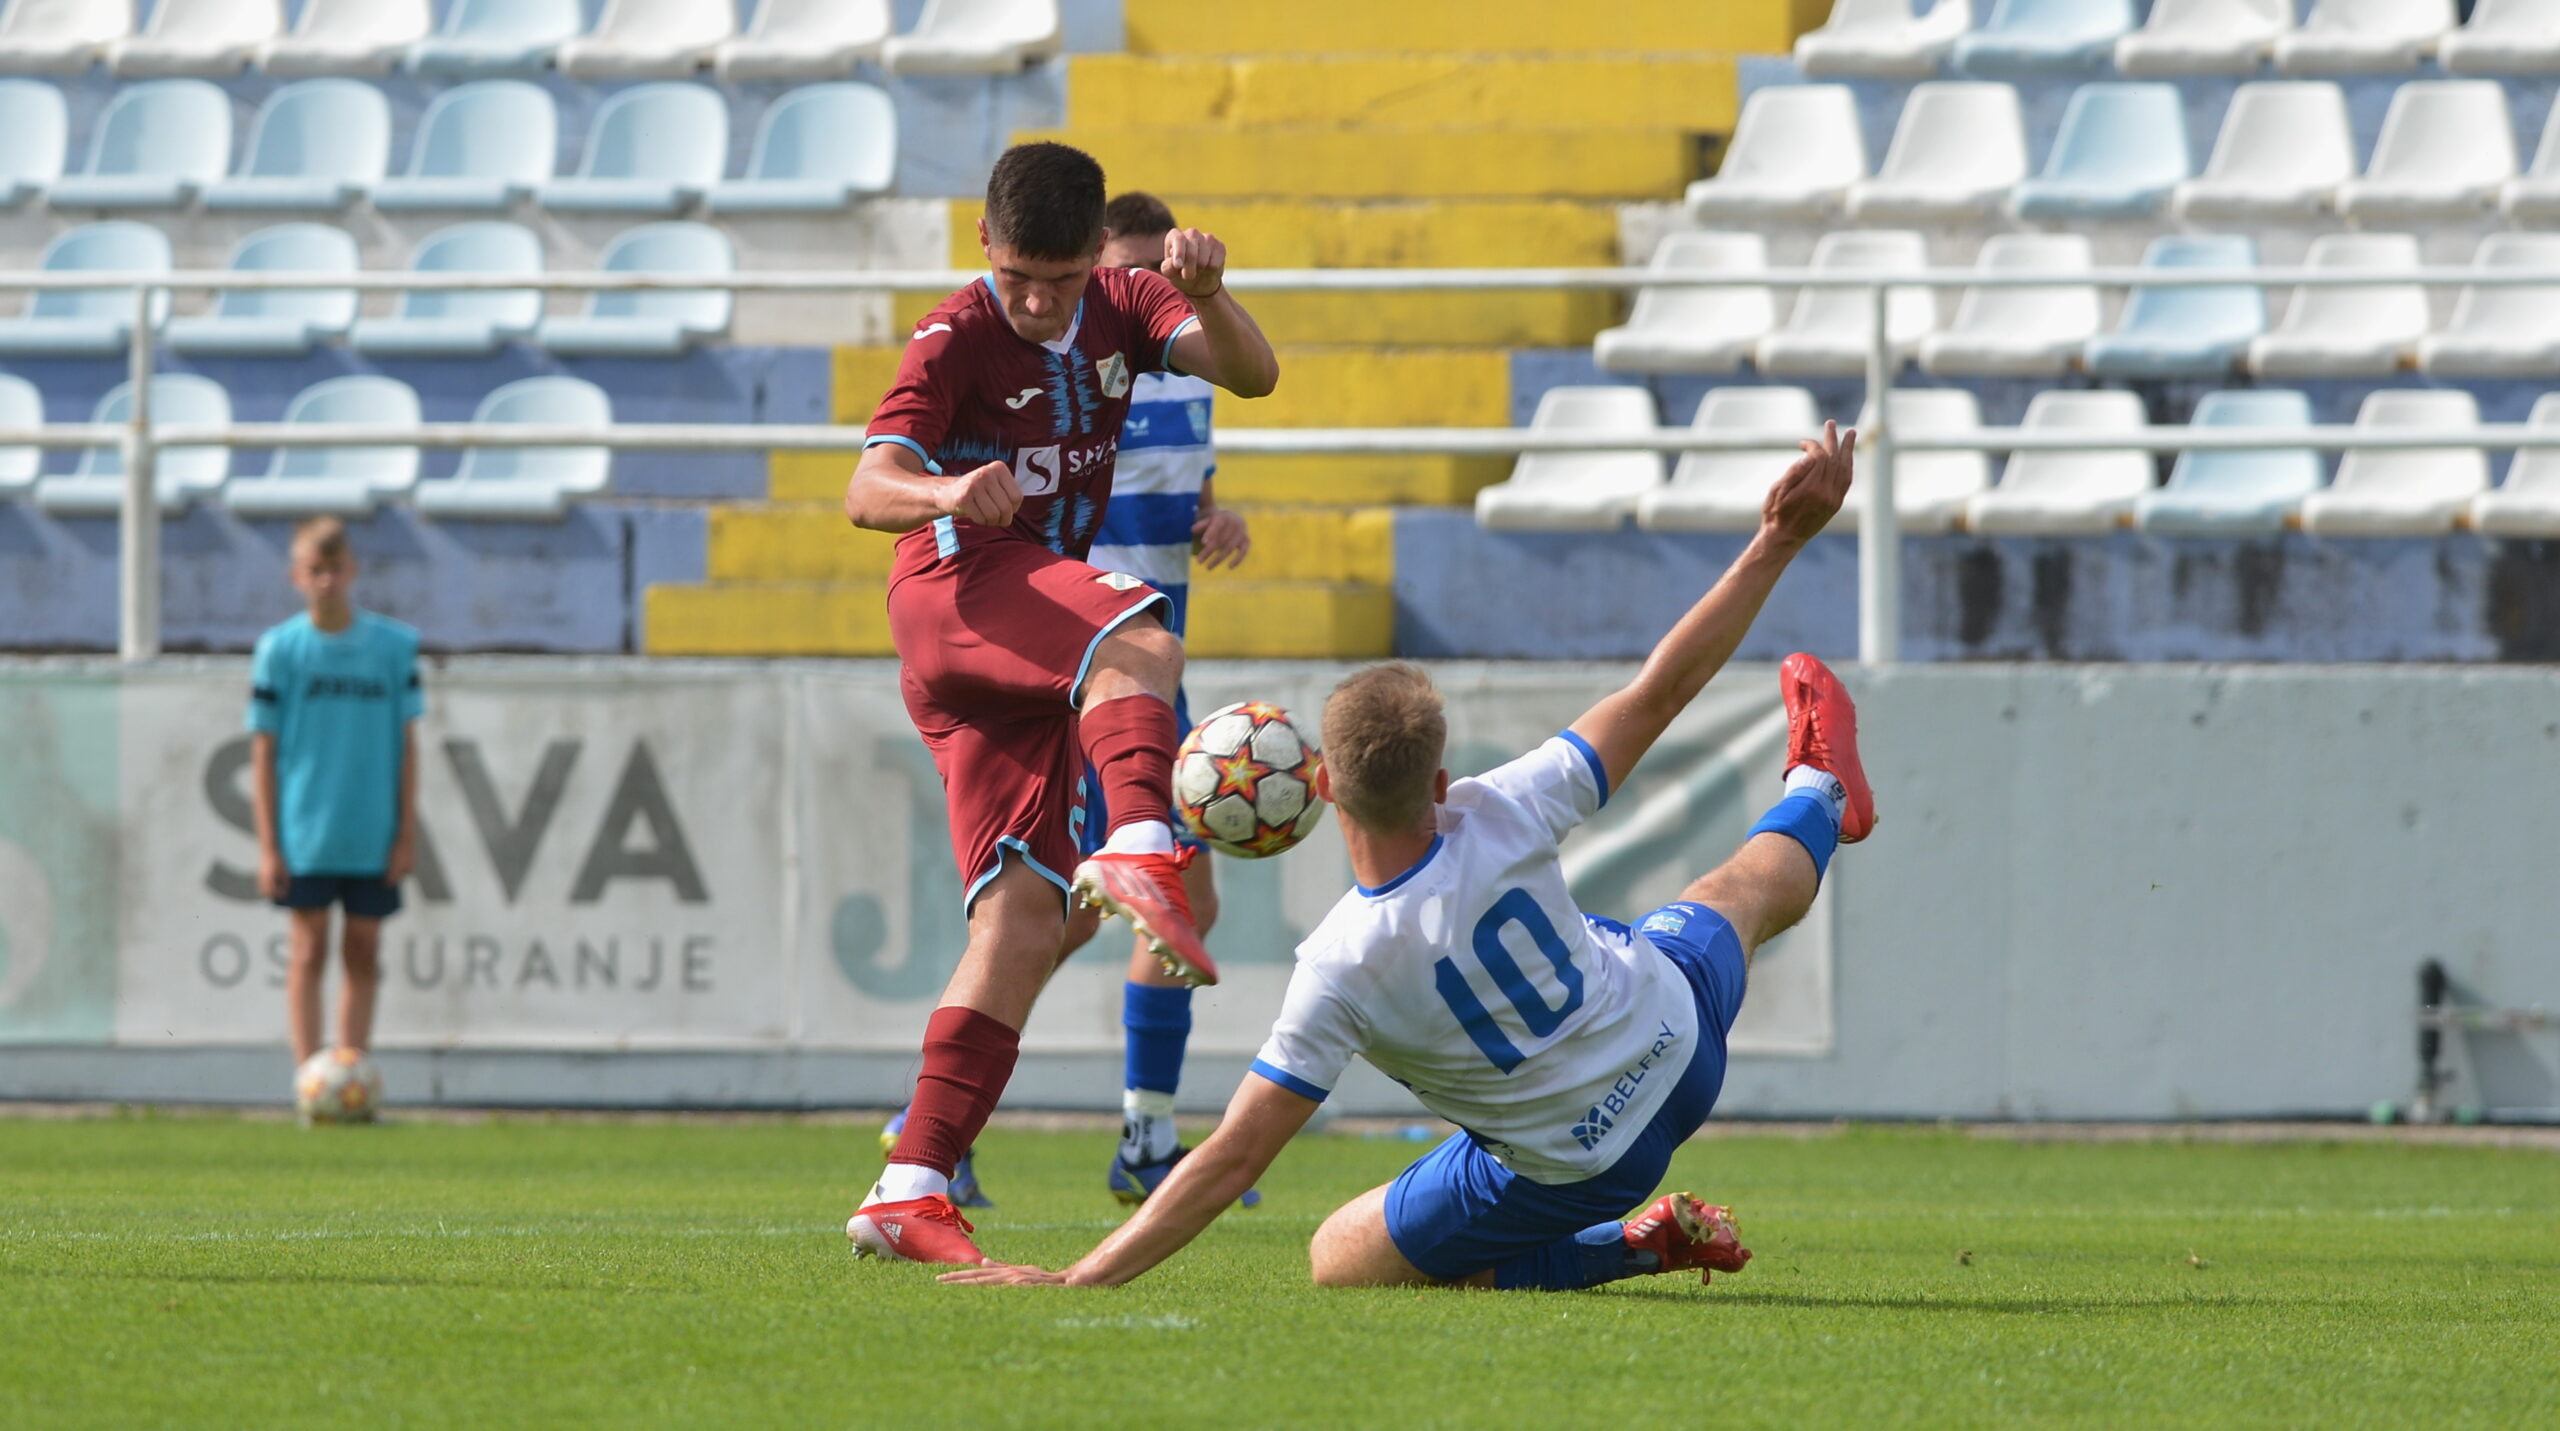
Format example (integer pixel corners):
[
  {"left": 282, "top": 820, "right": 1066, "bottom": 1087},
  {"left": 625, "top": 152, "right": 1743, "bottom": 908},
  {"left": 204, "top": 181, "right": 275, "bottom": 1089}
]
[
  {"left": 1323, "top": 663, "right": 1447, "bottom": 832},
  {"left": 984, "top": 142, "right": 1107, "bottom": 260},
  {"left": 292, "top": 516, "right": 349, "bottom": 563},
  {"left": 1104, "top": 191, "right": 1177, "bottom": 240}
]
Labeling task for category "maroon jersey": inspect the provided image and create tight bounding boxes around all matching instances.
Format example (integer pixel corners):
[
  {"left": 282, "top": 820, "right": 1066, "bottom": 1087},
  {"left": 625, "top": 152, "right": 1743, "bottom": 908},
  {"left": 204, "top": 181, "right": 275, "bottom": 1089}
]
[{"left": 866, "top": 266, "right": 1199, "bottom": 573}]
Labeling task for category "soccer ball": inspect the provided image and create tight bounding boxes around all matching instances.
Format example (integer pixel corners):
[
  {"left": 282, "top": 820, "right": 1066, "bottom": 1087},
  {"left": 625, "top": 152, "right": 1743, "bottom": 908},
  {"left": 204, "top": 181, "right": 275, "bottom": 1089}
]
[
  {"left": 294, "top": 1047, "right": 382, "bottom": 1126},
  {"left": 1174, "top": 701, "right": 1327, "bottom": 858}
]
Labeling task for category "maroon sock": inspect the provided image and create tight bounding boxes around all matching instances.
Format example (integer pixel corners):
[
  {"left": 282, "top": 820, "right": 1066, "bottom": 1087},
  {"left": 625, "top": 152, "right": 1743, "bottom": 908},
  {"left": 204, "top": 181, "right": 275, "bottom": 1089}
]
[
  {"left": 1079, "top": 694, "right": 1178, "bottom": 841},
  {"left": 887, "top": 1006, "right": 1021, "bottom": 1177}
]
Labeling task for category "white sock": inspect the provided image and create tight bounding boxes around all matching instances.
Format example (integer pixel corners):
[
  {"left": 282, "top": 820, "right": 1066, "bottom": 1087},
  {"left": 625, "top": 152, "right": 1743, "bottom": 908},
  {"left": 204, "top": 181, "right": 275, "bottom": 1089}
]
[
  {"left": 1782, "top": 764, "right": 1847, "bottom": 833},
  {"left": 865, "top": 1162, "right": 949, "bottom": 1207},
  {"left": 1121, "top": 1088, "right": 1179, "bottom": 1163},
  {"left": 1101, "top": 820, "right": 1176, "bottom": 856}
]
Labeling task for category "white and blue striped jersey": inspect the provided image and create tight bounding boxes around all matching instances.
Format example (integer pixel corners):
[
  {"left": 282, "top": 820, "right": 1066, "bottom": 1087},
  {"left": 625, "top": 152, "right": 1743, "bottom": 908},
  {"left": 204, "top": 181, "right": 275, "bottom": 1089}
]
[
  {"left": 1249, "top": 736, "right": 1705, "bottom": 1185},
  {"left": 1087, "top": 370, "right": 1215, "bottom": 637}
]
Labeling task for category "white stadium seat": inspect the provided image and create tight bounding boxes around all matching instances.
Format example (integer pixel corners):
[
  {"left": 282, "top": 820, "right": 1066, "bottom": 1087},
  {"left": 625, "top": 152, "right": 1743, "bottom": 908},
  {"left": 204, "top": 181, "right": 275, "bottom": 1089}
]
[
  {"left": 1755, "top": 230, "right": 1937, "bottom": 379},
  {"left": 1830, "top": 388, "right": 1992, "bottom": 533},
  {"left": 881, "top": 0, "right": 1059, "bottom": 76},
  {"left": 415, "top": 377, "right": 615, "bottom": 522},
  {"left": 0, "top": 372, "right": 38, "bottom": 499},
  {"left": 1952, "top": 0, "right": 2135, "bottom": 79},
  {"left": 541, "top": 82, "right": 728, "bottom": 216},
  {"left": 258, "top": 0, "right": 429, "bottom": 76},
  {"left": 1917, "top": 233, "right": 2101, "bottom": 378},
  {"left": 1475, "top": 386, "right": 1663, "bottom": 531},
  {"left": 2133, "top": 390, "right": 2326, "bottom": 538},
  {"left": 1965, "top": 390, "right": 2154, "bottom": 535},
  {"left": 2470, "top": 393, "right": 2560, "bottom": 536},
  {"left": 163, "top": 222, "right": 359, "bottom": 357},
  {"left": 221, "top": 375, "right": 423, "bottom": 519},
  {"left": 2172, "top": 82, "right": 2357, "bottom": 224},
  {"left": 2334, "top": 82, "right": 2516, "bottom": 225},
  {"left": 716, "top": 0, "right": 890, "bottom": 83},
  {"left": 2416, "top": 233, "right": 2560, "bottom": 377},
  {"left": 2246, "top": 233, "right": 2429, "bottom": 379},
  {"left": 556, "top": 0, "right": 734, "bottom": 81},
  {"left": 2298, "top": 390, "right": 2488, "bottom": 535},
  {"left": 0, "top": 0, "right": 132, "bottom": 74},
  {"left": 2439, "top": 0, "right": 2560, "bottom": 74},
  {"left": 1844, "top": 82, "right": 2029, "bottom": 226},
  {"left": 2275, "top": 0, "right": 2455, "bottom": 74},
  {"left": 1635, "top": 386, "right": 1824, "bottom": 532},
  {"left": 2498, "top": 103, "right": 2560, "bottom": 224},
  {"left": 35, "top": 374, "right": 230, "bottom": 515},
  {"left": 1683, "top": 85, "right": 1866, "bottom": 226},
  {"left": 2115, "top": 0, "right": 2291, "bottom": 77},
  {"left": 1592, "top": 232, "right": 1776, "bottom": 375},
  {"left": 0, "top": 77, "right": 65, "bottom": 205},
  {"left": 1795, "top": 0, "right": 1974, "bottom": 81},
  {"left": 107, "top": 0, "right": 276, "bottom": 76},
  {"left": 202, "top": 78, "right": 388, "bottom": 212}
]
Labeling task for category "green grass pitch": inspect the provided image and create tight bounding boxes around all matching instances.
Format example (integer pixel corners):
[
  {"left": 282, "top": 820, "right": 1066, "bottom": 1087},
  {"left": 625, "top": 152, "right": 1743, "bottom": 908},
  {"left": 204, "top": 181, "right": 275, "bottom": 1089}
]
[{"left": 3, "top": 1113, "right": 2554, "bottom": 1430}]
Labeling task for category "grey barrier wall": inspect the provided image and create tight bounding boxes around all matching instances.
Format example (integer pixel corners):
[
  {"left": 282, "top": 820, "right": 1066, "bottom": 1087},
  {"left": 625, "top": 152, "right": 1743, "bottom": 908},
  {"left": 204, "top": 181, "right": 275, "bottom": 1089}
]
[{"left": 0, "top": 659, "right": 2552, "bottom": 1120}]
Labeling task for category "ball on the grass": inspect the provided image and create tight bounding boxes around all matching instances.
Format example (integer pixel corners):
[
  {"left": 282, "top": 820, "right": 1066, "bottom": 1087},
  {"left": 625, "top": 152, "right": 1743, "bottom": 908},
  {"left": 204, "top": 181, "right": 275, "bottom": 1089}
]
[
  {"left": 1174, "top": 701, "right": 1327, "bottom": 858},
  {"left": 295, "top": 1047, "right": 382, "bottom": 1125}
]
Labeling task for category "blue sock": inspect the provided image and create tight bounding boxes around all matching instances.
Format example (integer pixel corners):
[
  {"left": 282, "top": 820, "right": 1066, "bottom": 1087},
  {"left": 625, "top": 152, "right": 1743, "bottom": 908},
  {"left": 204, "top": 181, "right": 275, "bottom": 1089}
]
[
  {"left": 1121, "top": 982, "right": 1193, "bottom": 1095},
  {"left": 1490, "top": 1222, "right": 1646, "bottom": 1291},
  {"left": 1748, "top": 789, "right": 1840, "bottom": 882}
]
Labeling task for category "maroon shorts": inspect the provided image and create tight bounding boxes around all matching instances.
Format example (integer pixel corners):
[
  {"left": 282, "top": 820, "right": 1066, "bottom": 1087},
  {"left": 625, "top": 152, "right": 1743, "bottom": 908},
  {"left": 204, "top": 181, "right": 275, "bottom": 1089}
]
[{"left": 888, "top": 522, "right": 1168, "bottom": 909}]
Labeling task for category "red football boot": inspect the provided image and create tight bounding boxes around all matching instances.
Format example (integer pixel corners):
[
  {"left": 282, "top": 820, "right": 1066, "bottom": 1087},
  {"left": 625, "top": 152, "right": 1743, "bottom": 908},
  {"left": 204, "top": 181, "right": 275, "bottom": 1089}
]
[
  {"left": 1072, "top": 847, "right": 1220, "bottom": 987},
  {"left": 1780, "top": 652, "right": 1877, "bottom": 843},
  {"left": 847, "top": 1195, "right": 988, "bottom": 1266},
  {"left": 1624, "top": 1193, "right": 1752, "bottom": 1285}
]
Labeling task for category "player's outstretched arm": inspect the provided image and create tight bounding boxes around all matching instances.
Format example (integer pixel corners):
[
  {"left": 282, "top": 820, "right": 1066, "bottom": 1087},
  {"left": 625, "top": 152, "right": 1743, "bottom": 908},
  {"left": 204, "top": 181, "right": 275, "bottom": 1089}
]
[
  {"left": 842, "top": 440, "right": 1022, "bottom": 534},
  {"left": 938, "top": 1075, "right": 1317, "bottom": 1289},
  {"left": 1160, "top": 229, "right": 1279, "bottom": 400},
  {"left": 1568, "top": 421, "right": 1855, "bottom": 794}
]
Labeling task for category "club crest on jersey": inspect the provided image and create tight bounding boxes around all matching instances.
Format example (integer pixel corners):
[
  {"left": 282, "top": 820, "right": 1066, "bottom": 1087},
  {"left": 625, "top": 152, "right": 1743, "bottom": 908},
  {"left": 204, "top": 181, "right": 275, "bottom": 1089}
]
[
  {"left": 1095, "top": 570, "right": 1149, "bottom": 593},
  {"left": 1098, "top": 351, "right": 1131, "bottom": 399},
  {"left": 1014, "top": 444, "right": 1062, "bottom": 496}
]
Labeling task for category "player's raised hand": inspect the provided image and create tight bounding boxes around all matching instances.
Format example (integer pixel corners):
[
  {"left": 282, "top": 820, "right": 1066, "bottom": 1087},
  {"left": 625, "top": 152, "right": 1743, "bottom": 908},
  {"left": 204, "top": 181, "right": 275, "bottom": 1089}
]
[
  {"left": 937, "top": 1262, "right": 1069, "bottom": 1287},
  {"left": 1192, "top": 505, "right": 1250, "bottom": 570},
  {"left": 938, "top": 460, "right": 1022, "bottom": 528},
  {"left": 1762, "top": 419, "right": 1856, "bottom": 547},
  {"left": 1159, "top": 228, "right": 1227, "bottom": 300}
]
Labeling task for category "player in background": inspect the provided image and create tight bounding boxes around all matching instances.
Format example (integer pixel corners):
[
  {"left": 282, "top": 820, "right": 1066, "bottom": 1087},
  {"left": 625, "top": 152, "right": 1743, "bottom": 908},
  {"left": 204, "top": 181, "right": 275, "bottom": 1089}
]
[
  {"left": 247, "top": 517, "right": 422, "bottom": 1089},
  {"left": 944, "top": 422, "right": 1870, "bottom": 1292},
  {"left": 842, "top": 143, "right": 1279, "bottom": 1266}
]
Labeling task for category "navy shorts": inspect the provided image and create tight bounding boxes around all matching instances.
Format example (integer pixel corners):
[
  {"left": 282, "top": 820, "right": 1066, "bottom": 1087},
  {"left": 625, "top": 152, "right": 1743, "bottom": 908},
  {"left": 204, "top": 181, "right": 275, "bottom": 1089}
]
[
  {"left": 1074, "top": 686, "right": 1202, "bottom": 857},
  {"left": 274, "top": 874, "right": 402, "bottom": 920},
  {"left": 1384, "top": 901, "right": 1748, "bottom": 1282}
]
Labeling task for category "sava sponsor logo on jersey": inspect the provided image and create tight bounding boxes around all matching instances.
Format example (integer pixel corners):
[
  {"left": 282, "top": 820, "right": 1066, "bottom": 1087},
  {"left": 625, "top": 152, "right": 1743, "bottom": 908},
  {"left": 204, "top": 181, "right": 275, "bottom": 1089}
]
[
  {"left": 1098, "top": 351, "right": 1131, "bottom": 399},
  {"left": 1012, "top": 437, "right": 1120, "bottom": 496},
  {"left": 1570, "top": 1021, "right": 1682, "bottom": 1150}
]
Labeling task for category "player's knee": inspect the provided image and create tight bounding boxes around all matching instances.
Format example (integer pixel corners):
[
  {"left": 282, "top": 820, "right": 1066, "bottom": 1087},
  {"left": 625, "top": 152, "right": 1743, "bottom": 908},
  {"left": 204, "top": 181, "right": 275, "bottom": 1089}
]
[{"left": 340, "top": 925, "right": 382, "bottom": 978}]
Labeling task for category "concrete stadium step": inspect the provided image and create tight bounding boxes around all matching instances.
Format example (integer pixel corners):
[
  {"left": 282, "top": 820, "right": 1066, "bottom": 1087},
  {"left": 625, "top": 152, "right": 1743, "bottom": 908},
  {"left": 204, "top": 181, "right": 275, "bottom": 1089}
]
[
  {"left": 945, "top": 198, "right": 1624, "bottom": 268},
  {"left": 1010, "top": 126, "right": 1702, "bottom": 200},
  {"left": 704, "top": 505, "right": 1396, "bottom": 586},
  {"left": 644, "top": 580, "right": 1392, "bottom": 658},
  {"left": 812, "top": 345, "right": 1510, "bottom": 429},
  {"left": 1120, "top": 0, "right": 1816, "bottom": 56},
  {"left": 1065, "top": 54, "right": 1738, "bottom": 131},
  {"left": 766, "top": 452, "right": 1510, "bottom": 509},
  {"left": 893, "top": 288, "right": 1617, "bottom": 348}
]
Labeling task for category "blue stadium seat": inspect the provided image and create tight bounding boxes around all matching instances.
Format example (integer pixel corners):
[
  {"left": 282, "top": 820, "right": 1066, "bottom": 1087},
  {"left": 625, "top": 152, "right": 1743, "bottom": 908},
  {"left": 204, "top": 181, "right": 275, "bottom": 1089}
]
[
  {"left": 404, "top": 0, "right": 583, "bottom": 78},
  {"left": 0, "top": 371, "right": 38, "bottom": 498},
  {"left": 203, "top": 79, "right": 389, "bottom": 212},
  {"left": 372, "top": 80, "right": 557, "bottom": 213},
  {"left": 0, "top": 221, "right": 170, "bottom": 356},
  {"left": 223, "top": 375, "right": 423, "bottom": 519},
  {"left": 538, "top": 222, "right": 733, "bottom": 357},
  {"left": 34, "top": 373, "right": 231, "bottom": 515},
  {"left": 0, "top": 77, "right": 65, "bottom": 206},
  {"left": 415, "top": 376, "right": 614, "bottom": 521},
  {"left": 2134, "top": 390, "right": 2325, "bottom": 536},
  {"left": 542, "top": 82, "right": 727, "bottom": 215},
  {"left": 705, "top": 84, "right": 897, "bottom": 214},
  {"left": 48, "top": 77, "right": 230, "bottom": 209},
  {"left": 165, "top": 223, "right": 360, "bottom": 357},
  {"left": 0, "top": 0, "right": 129, "bottom": 74},
  {"left": 1953, "top": 0, "right": 2136, "bottom": 77},
  {"left": 2082, "top": 235, "right": 2265, "bottom": 380},
  {"left": 348, "top": 221, "right": 543, "bottom": 358},
  {"left": 2009, "top": 83, "right": 2190, "bottom": 224}
]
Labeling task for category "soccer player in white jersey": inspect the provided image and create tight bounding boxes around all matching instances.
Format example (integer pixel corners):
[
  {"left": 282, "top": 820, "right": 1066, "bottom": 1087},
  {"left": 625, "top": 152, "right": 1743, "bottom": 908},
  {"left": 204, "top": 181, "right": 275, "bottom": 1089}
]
[{"left": 944, "top": 420, "right": 1873, "bottom": 1292}]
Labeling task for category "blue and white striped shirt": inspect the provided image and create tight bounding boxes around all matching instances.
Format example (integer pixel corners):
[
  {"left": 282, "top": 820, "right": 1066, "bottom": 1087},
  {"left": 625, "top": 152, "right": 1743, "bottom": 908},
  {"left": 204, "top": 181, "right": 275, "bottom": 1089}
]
[{"left": 1088, "top": 370, "right": 1215, "bottom": 638}]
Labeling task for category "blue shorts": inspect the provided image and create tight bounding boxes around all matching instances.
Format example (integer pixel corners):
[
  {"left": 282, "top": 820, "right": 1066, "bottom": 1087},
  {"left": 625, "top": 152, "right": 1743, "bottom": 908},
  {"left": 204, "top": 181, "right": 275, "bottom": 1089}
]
[
  {"left": 274, "top": 873, "right": 402, "bottom": 920},
  {"left": 1384, "top": 901, "right": 1747, "bottom": 1282},
  {"left": 1075, "top": 686, "right": 1201, "bottom": 857}
]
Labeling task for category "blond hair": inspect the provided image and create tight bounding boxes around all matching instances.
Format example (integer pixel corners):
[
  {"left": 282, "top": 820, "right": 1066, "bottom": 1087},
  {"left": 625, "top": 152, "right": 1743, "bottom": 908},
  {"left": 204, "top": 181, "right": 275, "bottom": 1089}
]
[
  {"left": 291, "top": 515, "right": 349, "bottom": 564},
  {"left": 1321, "top": 663, "right": 1446, "bottom": 832}
]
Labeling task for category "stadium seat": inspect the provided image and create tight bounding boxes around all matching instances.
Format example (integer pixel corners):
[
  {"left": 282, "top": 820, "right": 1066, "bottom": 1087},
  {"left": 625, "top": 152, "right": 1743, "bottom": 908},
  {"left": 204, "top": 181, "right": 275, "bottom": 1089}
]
[
  {"left": 1795, "top": 0, "right": 1973, "bottom": 80},
  {"left": 2115, "top": 0, "right": 2291, "bottom": 76},
  {"left": 1755, "top": 229, "right": 1935, "bottom": 378},
  {"left": 0, "top": 77, "right": 65, "bottom": 205},
  {"left": 1591, "top": 231, "right": 1776, "bottom": 375},
  {"left": 2334, "top": 82, "right": 2515, "bottom": 225},
  {"left": 1964, "top": 390, "right": 2154, "bottom": 535},
  {"left": 106, "top": 0, "right": 276, "bottom": 76},
  {"left": 404, "top": 0, "right": 581, "bottom": 78},
  {"left": 258, "top": 0, "right": 427, "bottom": 75},
  {"left": 1831, "top": 388, "right": 1993, "bottom": 533},
  {"left": 1917, "top": 233, "right": 2101, "bottom": 378},
  {"left": 2297, "top": 390, "right": 2487, "bottom": 535},
  {"left": 372, "top": 80, "right": 556, "bottom": 213},
  {"left": 1634, "top": 386, "right": 1823, "bottom": 532},
  {"left": 2275, "top": 0, "right": 2455, "bottom": 74},
  {"left": 541, "top": 82, "right": 726, "bottom": 215},
  {"left": 0, "top": 220, "right": 168, "bottom": 356},
  {"left": 2439, "top": 0, "right": 2560, "bottom": 74},
  {"left": 1951, "top": 0, "right": 2134, "bottom": 77},
  {"left": 2172, "top": 83, "right": 2356, "bottom": 225},
  {"left": 2246, "top": 233, "right": 2427, "bottom": 379},
  {"left": 221, "top": 375, "right": 422, "bottom": 519},
  {"left": 164, "top": 222, "right": 358, "bottom": 357},
  {"left": 2497, "top": 103, "right": 2560, "bottom": 224},
  {"left": 0, "top": 371, "right": 39, "bottom": 498},
  {"left": 2132, "top": 390, "right": 2325, "bottom": 536},
  {"left": 202, "top": 78, "right": 388, "bottom": 212},
  {"left": 556, "top": 0, "right": 734, "bottom": 81},
  {"left": 47, "top": 76, "right": 229, "bottom": 208},
  {"left": 1681, "top": 84, "right": 1866, "bottom": 225},
  {"left": 0, "top": 0, "right": 129, "bottom": 74},
  {"left": 2470, "top": 392, "right": 2560, "bottom": 535},
  {"left": 2008, "top": 83, "right": 2190, "bottom": 224},
  {"left": 1843, "top": 82, "right": 2028, "bottom": 226},
  {"left": 2415, "top": 234, "right": 2560, "bottom": 376},
  {"left": 714, "top": 0, "right": 890, "bottom": 83},
  {"left": 537, "top": 222, "right": 733, "bottom": 357},
  {"left": 2083, "top": 234, "right": 2265, "bottom": 379},
  {"left": 415, "top": 376, "right": 614, "bottom": 521},
  {"left": 34, "top": 374, "right": 230, "bottom": 515},
  {"left": 881, "top": 0, "right": 1061, "bottom": 75},
  {"left": 348, "top": 221, "right": 542, "bottom": 359},
  {"left": 704, "top": 84, "right": 897, "bottom": 215},
  {"left": 1474, "top": 386, "right": 1662, "bottom": 531}
]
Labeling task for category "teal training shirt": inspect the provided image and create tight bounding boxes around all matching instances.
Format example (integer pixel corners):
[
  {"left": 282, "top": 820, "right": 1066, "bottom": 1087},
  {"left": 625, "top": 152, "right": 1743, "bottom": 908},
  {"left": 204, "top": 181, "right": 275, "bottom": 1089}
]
[{"left": 246, "top": 610, "right": 423, "bottom": 877}]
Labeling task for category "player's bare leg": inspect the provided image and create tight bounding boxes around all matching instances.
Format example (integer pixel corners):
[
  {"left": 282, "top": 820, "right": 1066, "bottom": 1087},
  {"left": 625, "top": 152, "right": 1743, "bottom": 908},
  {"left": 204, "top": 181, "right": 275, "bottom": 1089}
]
[
  {"left": 1682, "top": 836, "right": 1821, "bottom": 961},
  {"left": 285, "top": 906, "right": 332, "bottom": 1064},
  {"left": 1071, "top": 613, "right": 1219, "bottom": 985},
  {"left": 337, "top": 916, "right": 383, "bottom": 1055},
  {"left": 1310, "top": 1184, "right": 1459, "bottom": 1287}
]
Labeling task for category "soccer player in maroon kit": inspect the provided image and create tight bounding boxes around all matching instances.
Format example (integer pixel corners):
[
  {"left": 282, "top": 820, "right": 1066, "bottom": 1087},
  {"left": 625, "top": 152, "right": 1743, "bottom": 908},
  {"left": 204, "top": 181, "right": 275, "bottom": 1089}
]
[{"left": 841, "top": 143, "right": 1279, "bottom": 1266}]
